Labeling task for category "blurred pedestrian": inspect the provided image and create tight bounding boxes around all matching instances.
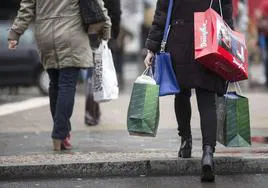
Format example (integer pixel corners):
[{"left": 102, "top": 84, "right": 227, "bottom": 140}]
[
  {"left": 104, "top": 0, "right": 123, "bottom": 87},
  {"left": 233, "top": 0, "right": 249, "bottom": 89},
  {"left": 144, "top": 0, "right": 234, "bottom": 182},
  {"left": 84, "top": 0, "right": 121, "bottom": 126},
  {"left": 234, "top": 0, "right": 248, "bottom": 34},
  {"left": 141, "top": 0, "right": 157, "bottom": 61},
  {"left": 257, "top": 1, "right": 268, "bottom": 88},
  {"left": 8, "top": 0, "right": 110, "bottom": 151}
]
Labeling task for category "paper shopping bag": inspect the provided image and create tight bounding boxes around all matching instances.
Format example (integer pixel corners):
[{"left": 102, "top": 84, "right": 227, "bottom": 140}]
[
  {"left": 216, "top": 92, "right": 251, "bottom": 147},
  {"left": 127, "top": 70, "right": 160, "bottom": 137},
  {"left": 194, "top": 8, "right": 248, "bottom": 82}
]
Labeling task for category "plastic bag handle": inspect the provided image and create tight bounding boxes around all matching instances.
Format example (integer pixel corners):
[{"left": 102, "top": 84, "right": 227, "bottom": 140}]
[
  {"left": 210, "top": 0, "right": 223, "bottom": 18},
  {"left": 142, "top": 67, "right": 154, "bottom": 78},
  {"left": 226, "top": 81, "right": 243, "bottom": 95}
]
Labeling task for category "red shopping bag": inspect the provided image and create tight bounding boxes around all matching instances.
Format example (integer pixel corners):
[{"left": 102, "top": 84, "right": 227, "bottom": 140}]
[{"left": 194, "top": 8, "right": 248, "bottom": 82}]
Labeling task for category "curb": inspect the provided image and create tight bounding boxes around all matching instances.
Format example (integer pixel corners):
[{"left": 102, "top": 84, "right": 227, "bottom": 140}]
[{"left": 1, "top": 157, "right": 268, "bottom": 180}]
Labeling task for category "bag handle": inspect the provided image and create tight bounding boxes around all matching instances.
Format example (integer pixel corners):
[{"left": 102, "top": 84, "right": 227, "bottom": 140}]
[
  {"left": 142, "top": 67, "right": 154, "bottom": 78},
  {"left": 226, "top": 81, "right": 243, "bottom": 95},
  {"left": 160, "top": 0, "right": 174, "bottom": 52},
  {"left": 210, "top": 0, "right": 223, "bottom": 18}
]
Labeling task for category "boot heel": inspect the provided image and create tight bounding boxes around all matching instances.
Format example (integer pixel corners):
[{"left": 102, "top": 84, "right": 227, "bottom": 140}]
[
  {"left": 201, "top": 165, "right": 215, "bottom": 182},
  {"left": 178, "top": 148, "right": 192, "bottom": 158},
  {"left": 178, "top": 136, "right": 192, "bottom": 158},
  {"left": 201, "top": 145, "right": 215, "bottom": 182}
]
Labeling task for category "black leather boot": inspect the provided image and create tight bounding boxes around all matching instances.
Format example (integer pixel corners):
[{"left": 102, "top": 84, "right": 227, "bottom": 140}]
[
  {"left": 201, "top": 145, "right": 215, "bottom": 182},
  {"left": 178, "top": 136, "right": 192, "bottom": 158}
]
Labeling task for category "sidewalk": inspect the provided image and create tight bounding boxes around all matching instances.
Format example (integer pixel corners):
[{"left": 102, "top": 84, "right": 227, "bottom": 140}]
[{"left": 1, "top": 90, "right": 268, "bottom": 179}]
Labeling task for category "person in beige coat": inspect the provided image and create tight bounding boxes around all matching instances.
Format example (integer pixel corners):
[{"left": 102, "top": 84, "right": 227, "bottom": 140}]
[{"left": 8, "top": 0, "right": 111, "bottom": 151}]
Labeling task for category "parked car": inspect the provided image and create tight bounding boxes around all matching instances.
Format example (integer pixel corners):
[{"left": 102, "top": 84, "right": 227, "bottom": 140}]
[{"left": 0, "top": 21, "right": 49, "bottom": 95}]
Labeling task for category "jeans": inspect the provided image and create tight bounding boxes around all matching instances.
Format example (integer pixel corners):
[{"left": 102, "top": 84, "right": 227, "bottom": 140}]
[
  {"left": 47, "top": 67, "right": 80, "bottom": 140},
  {"left": 175, "top": 88, "right": 217, "bottom": 148}
]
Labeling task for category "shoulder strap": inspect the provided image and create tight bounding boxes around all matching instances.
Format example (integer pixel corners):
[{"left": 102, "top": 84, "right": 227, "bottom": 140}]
[{"left": 160, "top": 0, "right": 174, "bottom": 52}]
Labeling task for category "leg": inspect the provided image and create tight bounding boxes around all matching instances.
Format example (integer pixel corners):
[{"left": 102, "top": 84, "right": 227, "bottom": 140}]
[
  {"left": 52, "top": 67, "right": 80, "bottom": 140},
  {"left": 264, "top": 37, "right": 268, "bottom": 87},
  {"left": 47, "top": 69, "right": 59, "bottom": 121},
  {"left": 196, "top": 88, "right": 217, "bottom": 149},
  {"left": 85, "top": 67, "right": 101, "bottom": 125},
  {"left": 265, "top": 42, "right": 268, "bottom": 87},
  {"left": 175, "top": 88, "right": 192, "bottom": 158},
  {"left": 175, "top": 88, "right": 192, "bottom": 138},
  {"left": 195, "top": 88, "right": 217, "bottom": 182}
]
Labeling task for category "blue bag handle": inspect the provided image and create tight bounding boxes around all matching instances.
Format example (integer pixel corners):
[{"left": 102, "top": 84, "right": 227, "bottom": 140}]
[{"left": 160, "top": 0, "right": 174, "bottom": 52}]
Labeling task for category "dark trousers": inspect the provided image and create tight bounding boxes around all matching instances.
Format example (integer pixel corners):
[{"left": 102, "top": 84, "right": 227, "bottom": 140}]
[
  {"left": 47, "top": 67, "right": 80, "bottom": 140},
  {"left": 265, "top": 37, "right": 268, "bottom": 86},
  {"left": 109, "top": 39, "right": 124, "bottom": 87},
  {"left": 84, "top": 67, "right": 101, "bottom": 125},
  {"left": 175, "top": 88, "right": 217, "bottom": 148}
]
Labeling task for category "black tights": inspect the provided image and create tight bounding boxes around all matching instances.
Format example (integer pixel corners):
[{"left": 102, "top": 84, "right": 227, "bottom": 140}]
[{"left": 174, "top": 88, "right": 217, "bottom": 148}]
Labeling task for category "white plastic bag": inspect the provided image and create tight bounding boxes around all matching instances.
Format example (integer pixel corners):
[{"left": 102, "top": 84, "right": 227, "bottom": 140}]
[
  {"left": 135, "top": 68, "right": 156, "bottom": 85},
  {"left": 93, "top": 41, "right": 119, "bottom": 102}
]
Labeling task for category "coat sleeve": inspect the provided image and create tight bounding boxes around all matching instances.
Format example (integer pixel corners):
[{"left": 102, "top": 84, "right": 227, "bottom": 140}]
[
  {"left": 145, "top": 0, "right": 169, "bottom": 53},
  {"left": 222, "top": 0, "right": 234, "bottom": 29},
  {"left": 8, "top": 0, "right": 36, "bottom": 41}
]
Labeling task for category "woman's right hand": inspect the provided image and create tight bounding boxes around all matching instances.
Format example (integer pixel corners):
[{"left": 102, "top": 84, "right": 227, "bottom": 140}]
[
  {"left": 144, "top": 50, "right": 154, "bottom": 68},
  {"left": 8, "top": 40, "right": 18, "bottom": 50}
]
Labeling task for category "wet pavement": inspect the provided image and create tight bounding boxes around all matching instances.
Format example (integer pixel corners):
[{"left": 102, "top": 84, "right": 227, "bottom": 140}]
[{"left": 2, "top": 129, "right": 268, "bottom": 157}]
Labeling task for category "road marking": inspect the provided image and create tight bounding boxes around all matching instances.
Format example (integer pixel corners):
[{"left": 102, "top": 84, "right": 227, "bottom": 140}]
[{"left": 0, "top": 97, "right": 49, "bottom": 116}]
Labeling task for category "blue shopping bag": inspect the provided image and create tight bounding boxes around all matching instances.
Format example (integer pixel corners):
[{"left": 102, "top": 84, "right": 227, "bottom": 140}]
[
  {"left": 154, "top": 52, "right": 180, "bottom": 96},
  {"left": 153, "top": 0, "right": 180, "bottom": 96}
]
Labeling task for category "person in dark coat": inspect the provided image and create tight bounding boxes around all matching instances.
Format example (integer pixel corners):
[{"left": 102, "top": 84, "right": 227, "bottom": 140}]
[
  {"left": 104, "top": 0, "right": 124, "bottom": 88},
  {"left": 144, "top": 0, "right": 234, "bottom": 182},
  {"left": 103, "top": 0, "right": 121, "bottom": 39}
]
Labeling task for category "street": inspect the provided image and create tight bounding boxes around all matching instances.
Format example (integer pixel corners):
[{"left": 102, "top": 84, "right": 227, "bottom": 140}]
[
  {"left": 1, "top": 0, "right": 268, "bottom": 186},
  {"left": 1, "top": 63, "right": 268, "bottom": 182},
  {"left": 1, "top": 174, "right": 268, "bottom": 188}
]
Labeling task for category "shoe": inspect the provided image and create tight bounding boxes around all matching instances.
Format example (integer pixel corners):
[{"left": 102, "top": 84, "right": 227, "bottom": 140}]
[
  {"left": 201, "top": 145, "right": 215, "bottom": 182},
  {"left": 52, "top": 139, "right": 62, "bottom": 151},
  {"left": 85, "top": 119, "right": 99, "bottom": 126},
  {"left": 61, "top": 133, "right": 72, "bottom": 150},
  {"left": 178, "top": 136, "right": 192, "bottom": 158}
]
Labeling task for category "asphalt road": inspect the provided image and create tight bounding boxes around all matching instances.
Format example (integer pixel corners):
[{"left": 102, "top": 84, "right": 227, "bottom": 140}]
[{"left": 1, "top": 175, "right": 268, "bottom": 188}]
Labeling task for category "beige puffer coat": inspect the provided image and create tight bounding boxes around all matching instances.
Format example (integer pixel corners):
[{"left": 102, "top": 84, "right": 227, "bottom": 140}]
[{"left": 8, "top": 0, "right": 111, "bottom": 70}]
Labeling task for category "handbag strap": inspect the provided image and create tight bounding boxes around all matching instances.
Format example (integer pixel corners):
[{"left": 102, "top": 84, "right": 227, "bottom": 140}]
[{"left": 160, "top": 0, "right": 174, "bottom": 52}]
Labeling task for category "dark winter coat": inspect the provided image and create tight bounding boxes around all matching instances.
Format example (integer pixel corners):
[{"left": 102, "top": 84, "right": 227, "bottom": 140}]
[
  {"left": 103, "top": 0, "right": 121, "bottom": 39},
  {"left": 145, "top": 0, "right": 234, "bottom": 95}
]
